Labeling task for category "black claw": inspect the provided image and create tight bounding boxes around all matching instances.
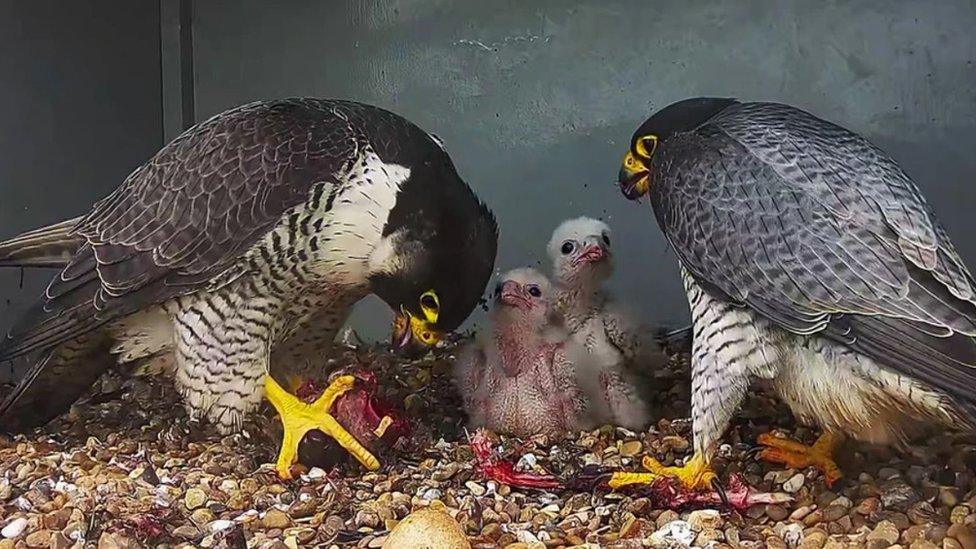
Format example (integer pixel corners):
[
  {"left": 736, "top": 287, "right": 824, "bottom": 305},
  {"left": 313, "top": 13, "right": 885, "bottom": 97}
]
[{"left": 711, "top": 476, "right": 729, "bottom": 507}]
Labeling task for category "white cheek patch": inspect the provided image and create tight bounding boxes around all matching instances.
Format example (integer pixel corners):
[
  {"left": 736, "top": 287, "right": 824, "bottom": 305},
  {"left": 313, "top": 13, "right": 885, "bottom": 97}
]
[{"left": 368, "top": 230, "right": 405, "bottom": 275}]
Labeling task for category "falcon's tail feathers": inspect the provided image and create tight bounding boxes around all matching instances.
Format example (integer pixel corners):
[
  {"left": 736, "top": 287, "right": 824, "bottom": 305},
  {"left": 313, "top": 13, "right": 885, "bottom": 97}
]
[
  {"left": 0, "top": 330, "right": 111, "bottom": 433},
  {"left": 0, "top": 216, "right": 84, "bottom": 268}
]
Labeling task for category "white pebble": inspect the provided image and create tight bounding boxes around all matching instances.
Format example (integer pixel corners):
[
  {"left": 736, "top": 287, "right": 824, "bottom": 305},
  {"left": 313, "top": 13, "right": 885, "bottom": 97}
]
[
  {"left": 306, "top": 467, "right": 327, "bottom": 480},
  {"left": 516, "top": 453, "right": 538, "bottom": 471},
  {"left": 2, "top": 517, "right": 28, "bottom": 539},
  {"left": 782, "top": 473, "right": 805, "bottom": 493},
  {"left": 649, "top": 520, "right": 695, "bottom": 547},
  {"left": 208, "top": 520, "right": 234, "bottom": 533},
  {"left": 781, "top": 523, "right": 804, "bottom": 546},
  {"left": 516, "top": 530, "right": 540, "bottom": 543}
]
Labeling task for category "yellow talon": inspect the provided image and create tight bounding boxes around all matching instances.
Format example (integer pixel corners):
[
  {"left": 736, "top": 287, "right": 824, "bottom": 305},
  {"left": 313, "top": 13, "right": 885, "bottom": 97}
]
[
  {"left": 264, "top": 374, "right": 380, "bottom": 479},
  {"left": 641, "top": 452, "right": 716, "bottom": 491}
]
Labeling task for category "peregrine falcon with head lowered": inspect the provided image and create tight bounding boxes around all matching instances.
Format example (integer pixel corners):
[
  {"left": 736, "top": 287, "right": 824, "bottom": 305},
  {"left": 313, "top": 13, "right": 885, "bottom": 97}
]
[
  {"left": 613, "top": 97, "right": 976, "bottom": 489},
  {"left": 0, "top": 98, "right": 498, "bottom": 477}
]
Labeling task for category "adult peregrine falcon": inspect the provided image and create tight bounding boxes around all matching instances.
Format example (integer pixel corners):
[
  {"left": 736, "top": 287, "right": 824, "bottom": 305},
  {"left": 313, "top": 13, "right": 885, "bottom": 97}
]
[
  {"left": 0, "top": 98, "right": 498, "bottom": 476},
  {"left": 614, "top": 97, "right": 976, "bottom": 489}
]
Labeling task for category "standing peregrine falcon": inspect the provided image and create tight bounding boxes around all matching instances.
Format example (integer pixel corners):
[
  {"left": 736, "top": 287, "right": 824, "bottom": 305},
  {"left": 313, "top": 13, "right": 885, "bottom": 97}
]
[
  {"left": 0, "top": 98, "right": 498, "bottom": 476},
  {"left": 614, "top": 97, "right": 976, "bottom": 489}
]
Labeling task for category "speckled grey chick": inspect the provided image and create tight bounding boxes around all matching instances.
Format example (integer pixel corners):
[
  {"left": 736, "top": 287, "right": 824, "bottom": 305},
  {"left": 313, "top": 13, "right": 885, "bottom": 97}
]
[
  {"left": 548, "top": 216, "right": 660, "bottom": 431},
  {"left": 454, "top": 268, "right": 593, "bottom": 438}
]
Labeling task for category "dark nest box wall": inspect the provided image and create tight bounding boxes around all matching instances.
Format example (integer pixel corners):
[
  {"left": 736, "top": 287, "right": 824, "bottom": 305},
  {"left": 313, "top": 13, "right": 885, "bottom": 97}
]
[{"left": 1, "top": 0, "right": 975, "bottom": 348}]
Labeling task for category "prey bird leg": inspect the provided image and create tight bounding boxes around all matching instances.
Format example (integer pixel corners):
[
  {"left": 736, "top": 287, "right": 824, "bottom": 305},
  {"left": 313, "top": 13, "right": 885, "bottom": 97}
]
[{"left": 264, "top": 374, "right": 379, "bottom": 479}]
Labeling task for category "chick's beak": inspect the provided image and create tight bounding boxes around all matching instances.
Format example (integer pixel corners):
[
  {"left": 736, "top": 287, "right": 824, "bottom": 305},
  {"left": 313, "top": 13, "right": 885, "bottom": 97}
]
[
  {"left": 498, "top": 281, "right": 531, "bottom": 309},
  {"left": 619, "top": 151, "right": 650, "bottom": 201},
  {"left": 574, "top": 244, "right": 609, "bottom": 265}
]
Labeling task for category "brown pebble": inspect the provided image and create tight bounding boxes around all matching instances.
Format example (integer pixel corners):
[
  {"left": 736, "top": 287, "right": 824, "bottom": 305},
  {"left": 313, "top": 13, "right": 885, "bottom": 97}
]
[
  {"left": 97, "top": 532, "right": 140, "bottom": 549},
  {"left": 766, "top": 504, "right": 789, "bottom": 521},
  {"left": 949, "top": 524, "right": 976, "bottom": 549},
  {"left": 789, "top": 505, "right": 814, "bottom": 521},
  {"left": 857, "top": 497, "right": 880, "bottom": 515},
  {"left": 867, "top": 520, "right": 900, "bottom": 545},
  {"left": 822, "top": 505, "right": 847, "bottom": 522},
  {"left": 798, "top": 530, "right": 826, "bottom": 549},
  {"left": 261, "top": 509, "right": 292, "bottom": 530},
  {"left": 24, "top": 530, "right": 52, "bottom": 549}
]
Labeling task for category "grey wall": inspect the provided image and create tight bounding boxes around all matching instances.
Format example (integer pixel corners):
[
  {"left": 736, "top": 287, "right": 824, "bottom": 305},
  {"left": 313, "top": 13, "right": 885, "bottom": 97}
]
[
  {"left": 190, "top": 0, "right": 976, "bottom": 339},
  {"left": 2, "top": 1, "right": 975, "bottom": 346},
  {"left": 0, "top": 2, "right": 164, "bottom": 362}
]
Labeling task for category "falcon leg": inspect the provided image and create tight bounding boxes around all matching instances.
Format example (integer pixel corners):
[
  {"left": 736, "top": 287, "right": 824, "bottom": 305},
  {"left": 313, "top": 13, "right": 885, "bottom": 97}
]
[
  {"left": 264, "top": 374, "right": 379, "bottom": 479},
  {"left": 758, "top": 432, "right": 843, "bottom": 486}
]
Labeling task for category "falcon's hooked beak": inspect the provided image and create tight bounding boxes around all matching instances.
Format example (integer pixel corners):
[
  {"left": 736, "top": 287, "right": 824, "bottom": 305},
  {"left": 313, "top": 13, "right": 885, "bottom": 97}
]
[
  {"left": 618, "top": 134, "right": 658, "bottom": 201},
  {"left": 391, "top": 292, "right": 443, "bottom": 350}
]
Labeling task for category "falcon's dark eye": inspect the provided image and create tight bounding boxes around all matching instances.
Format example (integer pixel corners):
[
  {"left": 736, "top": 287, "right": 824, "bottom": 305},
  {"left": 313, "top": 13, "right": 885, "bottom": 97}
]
[
  {"left": 420, "top": 294, "right": 438, "bottom": 311},
  {"left": 602, "top": 233, "right": 610, "bottom": 246},
  {"left": 527, "top": 285, "right": 542, "bottom": 298},
  {"left": 560, "top": 241, "right": 575, "bottom": 255}
]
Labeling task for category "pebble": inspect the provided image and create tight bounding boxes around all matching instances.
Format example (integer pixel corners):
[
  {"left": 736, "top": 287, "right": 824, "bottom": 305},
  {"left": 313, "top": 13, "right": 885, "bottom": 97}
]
[
  {"left": 262, "top": 509, "right": 292, "bottom": 530},
  {"left": 948, "top": 524, "right": 976, "bottom": 549},
  {"left": 868, "top": 520, "right": 900, "bottom": 545},
  {"left": 766, "top": 504, "right": 789, "bottom": 521},
  {"left": 24, "top": 530, "right": 51, "bottom": 548},
  {"left": 799, "top": 531, "right": 826, "bottom": 549},
  {"left": 184, "top": 487, "right": 207, "bottom": 510},
  {"left": 619, "top": 441, "right": 642, "bottom": 457},
  {"left": 783, "top": 473, "right": 805, "bottom": 493},
  {"left": 97, "top": 532, "right": 140, "bottom": 549},
  {"left": 881, "top": 479, "right": 920, "bottom": 512},
  {"left": 789, "top": 505, "right": 814, "bottom": 521},
  {"left": 648, "top": 520, "right": 695, "bottom": 548},
  {"left": 687, "top": 509, "right": 723, "bottom": 532},
  {"left": 172, "top": 524, "right": 200, "bottom": 539},
  {"left": 856, "top": 497, "right": 881, "bottom": 515},
  {"left": 1, "top": 518, "right": 27, "bottom": 539},
  {"left": 822, "top": 505, "right": 847, "bottom": 522},
  {"left": 465, "top": 481, "right": 486, "bottom": 496}
]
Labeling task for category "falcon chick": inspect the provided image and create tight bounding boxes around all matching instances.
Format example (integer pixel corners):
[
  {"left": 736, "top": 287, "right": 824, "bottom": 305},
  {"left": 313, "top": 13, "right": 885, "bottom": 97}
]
[
  {"left": 0, "top": 98, "right": 498, "bottom": 478},
  {"left": 454, "top": 268, "right": 592, "bottom": 438},
  {"left": 547, "top": 217, "right": 656, "bottom": 431},
  {"left": 614, "top": 97, "right": 976, "bottom": 490}
]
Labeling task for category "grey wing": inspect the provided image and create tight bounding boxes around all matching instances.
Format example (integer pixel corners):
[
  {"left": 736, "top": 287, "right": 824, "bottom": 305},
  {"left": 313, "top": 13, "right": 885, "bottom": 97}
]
[
  {"left": 0, "top": 99, "right": 359, "bottom": 362},
  {"left": 654, "top": 102, "right": 976, "bottom": 413}
]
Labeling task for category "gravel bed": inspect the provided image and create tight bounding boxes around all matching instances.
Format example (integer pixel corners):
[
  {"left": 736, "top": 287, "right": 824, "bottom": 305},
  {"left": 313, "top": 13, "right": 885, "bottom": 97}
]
[{"left": 1, "top": 338, "right": 975, "bottom": 548}]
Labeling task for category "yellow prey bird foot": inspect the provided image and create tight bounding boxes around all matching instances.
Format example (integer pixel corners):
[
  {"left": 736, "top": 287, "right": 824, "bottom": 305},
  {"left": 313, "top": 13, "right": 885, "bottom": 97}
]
[
  {"left": 264, "top": 374, "right": 380, "bottom": 480},
  {"left": 606, "top": 452, "right": 717, "bottom": 492},
  {"left": 758, "top": 432, "right": 843, "bottom": 487}
]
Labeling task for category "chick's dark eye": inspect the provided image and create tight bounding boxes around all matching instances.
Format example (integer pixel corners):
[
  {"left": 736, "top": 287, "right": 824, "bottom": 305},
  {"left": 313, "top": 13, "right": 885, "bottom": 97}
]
[
  {"left": 527, "top": 286, "right": 542, "bottom": 298},
  {"left": 602, "top": 234, "right": 610, "bottom": 246},
  {"left": 493, "top": 284, "right": 502, "bottom": 296},
  {"left": 560, "top": 241, "right": 574, "bottom": 255}
]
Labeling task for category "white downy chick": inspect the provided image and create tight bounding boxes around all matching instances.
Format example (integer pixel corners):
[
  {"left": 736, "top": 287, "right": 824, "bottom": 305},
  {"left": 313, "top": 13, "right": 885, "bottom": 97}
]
[
  {"left": 453, "top": 267, "right": 594, "bottom": 438},
  {"left": 547, "top": 216, "right": 660, "bottom": 431}
]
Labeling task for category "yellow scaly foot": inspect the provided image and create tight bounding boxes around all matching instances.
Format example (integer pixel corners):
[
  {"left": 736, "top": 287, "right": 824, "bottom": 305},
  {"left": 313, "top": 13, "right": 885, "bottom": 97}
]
[
  {"left": 264, "top": 374, "right": 380, "bottom": 480},
  {"left": 758, "top": 432, "right": 843, "bottom": 487},
  {"left": 606, "top": 452, "right": 717, "bottom": 491}
]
